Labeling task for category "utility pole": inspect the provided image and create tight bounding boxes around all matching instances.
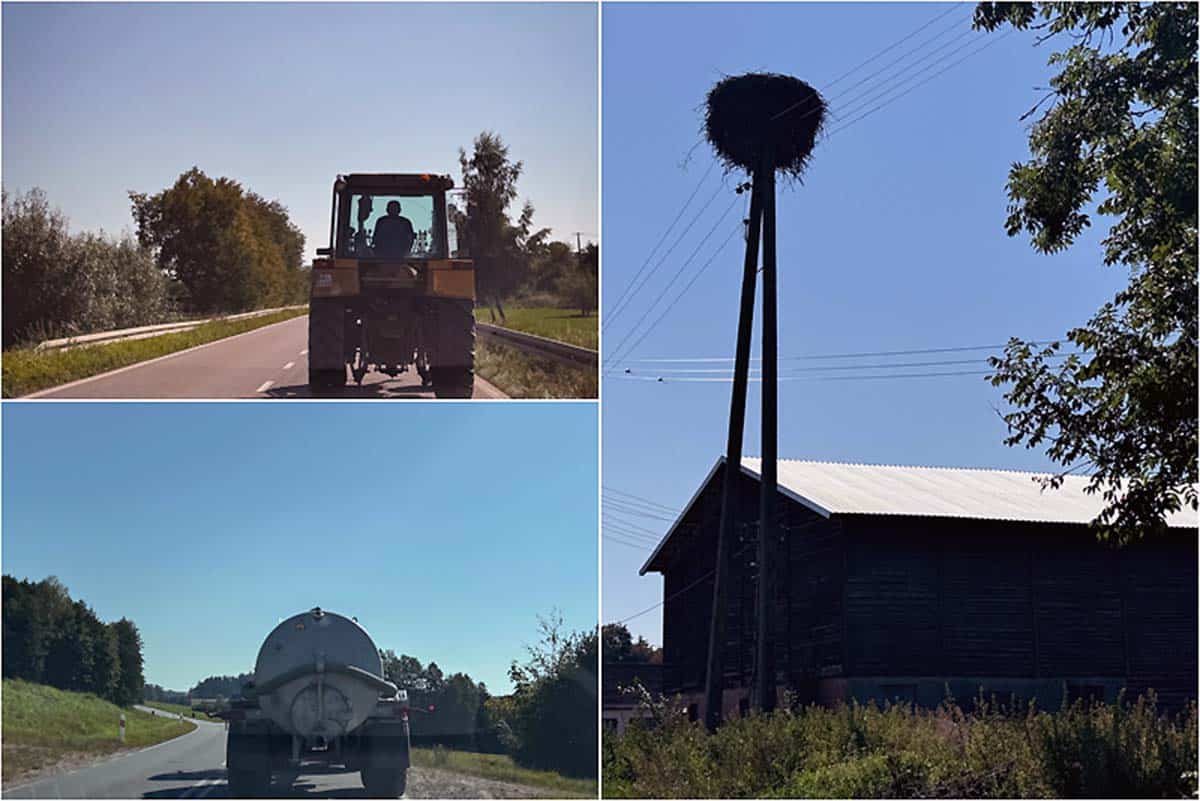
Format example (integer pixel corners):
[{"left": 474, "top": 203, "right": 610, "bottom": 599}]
[
  {"left": 702, "top": 72, "right": 825, "bottom": 727},
  {"left": 754, "top": 146, "right": 778, "bottom": 714},
  {"left": 703, "top": 175, "right": 763, "bottom": 732}
]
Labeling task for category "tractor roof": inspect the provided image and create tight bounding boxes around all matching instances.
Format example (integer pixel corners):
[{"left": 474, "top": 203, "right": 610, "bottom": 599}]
[{"left": 339, "top": 173, "right": 454, "bottom": 191}]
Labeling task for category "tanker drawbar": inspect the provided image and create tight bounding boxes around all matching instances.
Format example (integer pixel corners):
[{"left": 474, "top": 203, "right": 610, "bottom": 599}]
[{"left": 222, "top": 608, "right": 411, "bottom": 798}]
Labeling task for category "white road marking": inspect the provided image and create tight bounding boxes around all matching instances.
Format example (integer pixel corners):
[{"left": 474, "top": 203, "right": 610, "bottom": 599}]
[
  {"left": 256, "top": 380, "right": 274, "bottom": 393},
  {"left": 283, "top": 361, "right": 295, "bottom": 370},
  {"left": 300, "top": 349, "right": 308, "bottom": 356}
]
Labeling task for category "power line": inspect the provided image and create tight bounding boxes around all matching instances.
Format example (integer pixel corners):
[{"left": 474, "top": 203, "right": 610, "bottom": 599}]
[
  {"left": 613, "top": 569, "right": 713, "bottom": 625},
  {"left": 603, "top": 486, "right": 682, "bottom": 515},
  {"left": 601, "top": 512, "right": 668, "bottom": 538},
  {"left": 603, "top": 494, "right": 680, "bottom": 517},
  {"left": 613, "top": 368, "right": 995, "bottom": 383},
  {"left": 603, "top": 510, "right": 666, "bottom": 534},
  {"left": 603, "top": 500, "right": 678, "bottom": 522},
  {"left": 604, "top": 221, "right": 744, "bottom": 374},
  {"left": 604, "top": 172, "right": 726, "bottom": 331},
  {"left": 824, "top": 29, "right": 1017, "bottom": 139},
  {"left": 822, "top": 28, "right": 982, "bottom": 125},
  {"left": 628, "top": 340, "right": 1063, "bottom": 363},
  {"left": 609, "top": 534, "right": 760, "bottom": 626},
  {"left": 605, "top": 527, "right": 661, "bottom": 547},
  {"left": 606, "top": 195, "right": 742, "bottom": 369},
  {"left": 604, "top": 534, "right": 655, "bottom": 552},
  {"left": 624, "top": 352, "right": 1075, "bottom": 375},
  {"left": 817, "top": 4, "right": 964, "bottom": 93},
  {"left": 603, "top": 159, "right": 717, "bottom": 331}
]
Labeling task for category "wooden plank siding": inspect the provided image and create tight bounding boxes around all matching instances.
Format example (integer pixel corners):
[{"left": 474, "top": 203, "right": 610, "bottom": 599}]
[{"left": 654, "top": 466, "right": 1197, "bottom": 709}]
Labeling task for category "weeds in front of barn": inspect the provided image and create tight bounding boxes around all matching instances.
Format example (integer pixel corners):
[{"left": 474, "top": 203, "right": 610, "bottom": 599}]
[{"left": 602, "top": 688, "right": 1198, "bottom": 798}]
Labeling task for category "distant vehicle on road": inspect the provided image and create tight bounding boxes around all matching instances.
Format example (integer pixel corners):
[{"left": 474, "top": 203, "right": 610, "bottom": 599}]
[
  {"left": 221, "top": 608, "right": 410, "bottom": 797},
  {"left": 308, "top": 173, "right": 476, "bottom": 397}
]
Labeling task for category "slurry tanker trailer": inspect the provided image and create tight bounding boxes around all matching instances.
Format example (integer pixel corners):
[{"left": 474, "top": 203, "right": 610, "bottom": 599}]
[{"left": 222, "top": 608, "right": 410, "bottom": 797}]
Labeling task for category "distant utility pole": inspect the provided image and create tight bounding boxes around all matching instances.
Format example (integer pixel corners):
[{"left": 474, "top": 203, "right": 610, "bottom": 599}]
[{"left": 701, "top": 73, "right": 825, "bottom": 729}]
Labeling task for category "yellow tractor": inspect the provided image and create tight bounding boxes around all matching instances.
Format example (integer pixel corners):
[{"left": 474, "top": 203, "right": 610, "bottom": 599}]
[{"left": 308, "top": 173, "right": 475, "bottom": 397}]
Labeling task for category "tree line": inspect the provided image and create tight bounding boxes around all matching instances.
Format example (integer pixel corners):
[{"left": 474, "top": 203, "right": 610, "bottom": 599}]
[
  {"left": 2, "top": 575, "right": 145, "bottom": 707},
  {"left": 2, "top": 168, "right": 308, "bottom": 349}
]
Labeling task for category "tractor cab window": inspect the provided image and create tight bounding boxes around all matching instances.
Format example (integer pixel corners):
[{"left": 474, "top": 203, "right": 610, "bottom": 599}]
[{"left": 339, "top": 193, "right": 439, "bottom": 259}]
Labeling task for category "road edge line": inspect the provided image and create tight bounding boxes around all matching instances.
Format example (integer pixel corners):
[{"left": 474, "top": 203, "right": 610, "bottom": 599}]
[{"left": 20, "top": 315, "right": 307, "bottom": 399}]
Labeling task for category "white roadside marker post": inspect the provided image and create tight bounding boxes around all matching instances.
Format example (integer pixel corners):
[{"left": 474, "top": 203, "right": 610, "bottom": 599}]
[{"left": 119, "top": 713, "right": 126, "bottom": 743}]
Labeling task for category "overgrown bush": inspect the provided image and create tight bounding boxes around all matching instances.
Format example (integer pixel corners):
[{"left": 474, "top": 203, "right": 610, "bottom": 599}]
[
  {"left": 603, "top": 690, "right": 1198, "bottom": 798},
  {"left": 506, "top": 612, "right": 598, "bottom": 778},
  {"left": 2, "top": 189, "right": 171, "bottom": 347}
]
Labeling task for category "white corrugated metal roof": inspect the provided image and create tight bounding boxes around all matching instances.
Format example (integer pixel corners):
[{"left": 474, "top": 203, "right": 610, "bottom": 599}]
[{"left": 742, "top": 458, "right": 1199, "bottom": 528}]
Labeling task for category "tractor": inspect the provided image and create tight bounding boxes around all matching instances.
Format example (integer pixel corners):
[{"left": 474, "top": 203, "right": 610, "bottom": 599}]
[{"left": 308, "top": 173, "right": 475, "bottom": 397}]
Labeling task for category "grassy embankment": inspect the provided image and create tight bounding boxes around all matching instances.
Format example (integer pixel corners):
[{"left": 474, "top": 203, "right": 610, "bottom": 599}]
[
  {"left": 2, "top": 679, "right": 195, "bottom": 785},
  {"left": 603, "top": 692, "right": 1199, "bottom": 798},
  {"left": 141, "top": 700, "right": 223, "bottom": 724},
  {"left": 1, "top": 307, "right": 308, "bottom": 398},
  {"left": 413, "top": 746, "right": 597, "bottom": 798},
  {"left": 474, "top": 306, "right": 598, "bottom": 399}
]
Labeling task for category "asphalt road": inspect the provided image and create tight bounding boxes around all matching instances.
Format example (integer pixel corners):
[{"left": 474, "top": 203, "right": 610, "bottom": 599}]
[
  {"left": 26, "top": 316, "right": 507, "bottom": 400},
  {"left": 4, "top": 711, "right": 551, "bottom": 799}
]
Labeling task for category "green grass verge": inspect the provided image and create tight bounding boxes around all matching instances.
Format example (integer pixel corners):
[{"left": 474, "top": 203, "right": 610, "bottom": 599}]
[
  {"left": 1, "top": 307, "right": 308, "bottom": 398},
  {"left": 413, "top": 746, "right": 597, "bottom": 798},
  {"left": 475, "top": 340, "right": 597, "bottom": 399},
  {"left": 141, "top": 700, "right": 223, "bottom": 723},
  {"left": 2, "top": 679, "right": 195, "bottom": 784},
  {"left": 477, "top": 306, "right": 598, "bottom": 350}
]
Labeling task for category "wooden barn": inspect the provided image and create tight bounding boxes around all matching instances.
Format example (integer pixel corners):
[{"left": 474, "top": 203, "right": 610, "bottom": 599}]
[{"left": 640, "top": 458, "right": 1198, "bottom": 719}]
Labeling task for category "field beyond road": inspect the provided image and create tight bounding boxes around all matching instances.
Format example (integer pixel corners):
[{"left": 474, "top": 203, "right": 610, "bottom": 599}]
[
  {"left": 1, "top": 679, "right": 195, "bottom": 785},
  {"left": 479, "top": 306, "right": 598, "bottom": 350},
  {"left": 141, "top": 700, "right": 223, "bottom": 724}
]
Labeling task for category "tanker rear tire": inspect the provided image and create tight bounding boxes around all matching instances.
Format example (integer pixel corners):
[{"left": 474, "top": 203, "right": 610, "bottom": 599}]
[
  {"left": 361, "top": 767, "right": 407, "bottom": 798},
  {"left": 431, "top": 367, "right": 473, "bottom": 399},
  {"left": 228, "top": 767, "right": 271, "bottom": 798},
  {"left": 309, "top": 367, "right": 345, "bottom": 391}
]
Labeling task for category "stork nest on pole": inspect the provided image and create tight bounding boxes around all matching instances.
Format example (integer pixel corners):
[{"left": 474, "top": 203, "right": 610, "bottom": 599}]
[{"left": 705, "top": 72, "right": 826, "bottom": 179}]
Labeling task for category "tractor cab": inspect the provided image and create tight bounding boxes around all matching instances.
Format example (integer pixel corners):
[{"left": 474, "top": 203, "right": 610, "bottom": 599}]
[{"left": 319, "top": 173, "right": 457, "bottom": 262}]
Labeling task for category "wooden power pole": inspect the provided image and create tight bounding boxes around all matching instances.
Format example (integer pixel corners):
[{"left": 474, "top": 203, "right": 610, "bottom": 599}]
[{"left": 702, "top": 73, "right": 825, "bottom": 728}]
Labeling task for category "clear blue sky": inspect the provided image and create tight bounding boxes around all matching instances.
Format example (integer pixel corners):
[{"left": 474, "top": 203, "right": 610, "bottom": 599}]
[
  {"left": 601, "top": 3, "right": 1128, "bottom": 644},
  {"left": 1, "top": 2, "right": 597, "bottom": 257},
  {"left": 2, "top": 402, "right": 598, "bottom": 694}
]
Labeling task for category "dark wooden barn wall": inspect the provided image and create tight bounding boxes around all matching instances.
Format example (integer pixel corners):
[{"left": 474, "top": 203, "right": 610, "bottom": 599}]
[
  {"left": 659, "top": 465, "right": 843, "bottom": 696},
  {"left": 659, "top": 468, "right": 1197, "bottom": 708},
  {"left": 842, "top": 516, "right": 1197, "bottom": 704}
]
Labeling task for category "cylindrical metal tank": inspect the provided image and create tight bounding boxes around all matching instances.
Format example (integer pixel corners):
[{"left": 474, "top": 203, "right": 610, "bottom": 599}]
[{"left": 253, "top": 608, "right": 395, "bottom": 738}]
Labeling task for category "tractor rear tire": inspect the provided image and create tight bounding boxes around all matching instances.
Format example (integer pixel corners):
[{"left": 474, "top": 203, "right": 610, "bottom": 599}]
[
  {"left": 361, "top": 767, "right": 407, "bottom": 798},
  {"left": 431, "top": 367, "right": 474, "bottom": 399}
]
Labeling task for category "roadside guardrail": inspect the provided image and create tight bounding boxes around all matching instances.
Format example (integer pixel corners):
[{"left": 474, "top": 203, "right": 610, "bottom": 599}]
[
  {"left": 476, "top": 322, "right": 598, "bottom": 369},
  {"left": 35, "top": 306, "right": 308, "bottom": 351}
]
